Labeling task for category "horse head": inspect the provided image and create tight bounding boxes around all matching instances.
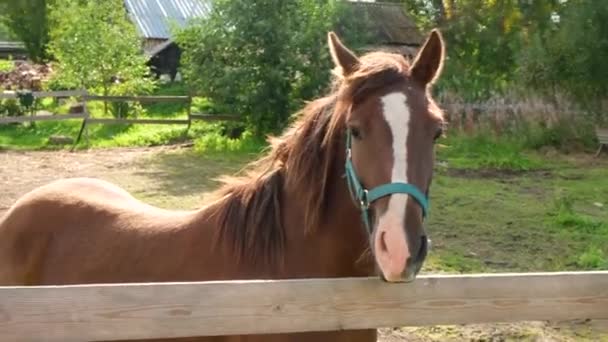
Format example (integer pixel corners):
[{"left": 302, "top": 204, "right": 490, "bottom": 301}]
[{"left": 329, "top": 29, "right": 446, "bottom": 282}]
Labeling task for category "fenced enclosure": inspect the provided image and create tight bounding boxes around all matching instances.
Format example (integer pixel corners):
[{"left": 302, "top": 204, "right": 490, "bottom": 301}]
[
  {"left": 1, "top": 271, "right": 607, "bottom": 341},
  {"left": 0, "top": 90, "right": 240, "bottom": 149},
  {"left": 0, "top": 90, "right": 89, "bottom": 124}
]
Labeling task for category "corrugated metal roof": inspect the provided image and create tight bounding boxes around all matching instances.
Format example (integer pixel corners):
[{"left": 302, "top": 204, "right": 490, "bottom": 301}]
[{"left": 124, "top": 0, "right": 212, "bottom": 39}]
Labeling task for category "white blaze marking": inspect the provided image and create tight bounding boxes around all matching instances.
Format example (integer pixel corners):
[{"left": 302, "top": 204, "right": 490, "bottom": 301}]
[{"left": 378, "top": 92, "right": 410, "bottom": 227}]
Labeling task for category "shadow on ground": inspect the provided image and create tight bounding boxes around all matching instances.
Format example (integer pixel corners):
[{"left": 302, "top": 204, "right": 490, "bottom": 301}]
[{"left": 130, "top": 149, "right": 257, "bottom": 200}]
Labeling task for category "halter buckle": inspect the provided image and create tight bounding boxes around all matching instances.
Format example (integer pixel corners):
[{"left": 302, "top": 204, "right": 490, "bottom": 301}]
[{"left": 359, "top": 189, "right": 369, "bottom": 210}]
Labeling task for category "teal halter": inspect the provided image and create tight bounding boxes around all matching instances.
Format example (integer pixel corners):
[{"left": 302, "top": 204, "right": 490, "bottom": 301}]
[{"left": 344, "top": 129, "right": 430, "bottom": 234}]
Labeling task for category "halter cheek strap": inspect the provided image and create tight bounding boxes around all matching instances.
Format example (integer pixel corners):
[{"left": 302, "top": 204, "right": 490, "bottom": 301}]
[{"left": 344, "top": 129, "right": 430, "bottom": 234}]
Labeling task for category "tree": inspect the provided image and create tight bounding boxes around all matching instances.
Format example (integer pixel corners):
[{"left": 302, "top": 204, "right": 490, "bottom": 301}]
[
  {"left": 0, "top": 0, "right": 53, "bottom": 62},
  {"left": 47, "top": 0, "right": 155, "bottom": 115},
  {"left": 394, "top": 0, "right": 566, "bottom": 101},
  {"left": 175, "top": 0, "right": 367, "bottom": 136},
  {"left": 517, "top": 0, "right": 608, "bottom": 123}
]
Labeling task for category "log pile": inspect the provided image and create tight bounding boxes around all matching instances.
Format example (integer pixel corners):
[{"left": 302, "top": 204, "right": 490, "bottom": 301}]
[{"left": 0, "top": 61, "right": 53, "bottom": 91}]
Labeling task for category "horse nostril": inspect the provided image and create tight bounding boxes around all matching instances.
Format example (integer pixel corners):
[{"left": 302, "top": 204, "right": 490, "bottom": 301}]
[{"left": 379, "top": 231, "right": 388, "bottom": 253}]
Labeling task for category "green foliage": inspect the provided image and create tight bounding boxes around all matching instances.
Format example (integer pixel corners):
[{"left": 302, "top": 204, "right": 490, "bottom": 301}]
[
  {"left": 0, "top": 17, "right": 16, "bottom": 41},
  {"left": 175, "top": 0, "right": 367, "bottom": 136},
  {"left": 576, "top": 246, "right": 607, "bottom": 269},
  {"left": 194, "top": 130, "right": 267, "bottom": 155},
  {"left": 437, "top": 133, "right": 543, "bottom": 171},
  {"left": 0, "top": 118, "right": 190, "bottom": 150},
  {"left": 435, "top": 1, "right": 523, "bottom": 100},
  {"left": 428, "top": 252, "right": 487, "bottom": 273},
  {"left": 519, "top": 119, "right": 598, "bottom": 152},
  {"left": 400, "top": 0, "right": 605, "bottom": 106},
  {"left": 0, "top": 0, "right": 52, "bottom": 62},
  {"left": 0, "top": 59, "right": 14, "bottom": 72},
  {"left": 517, "top": 1, "right": 608, "bottom": 124},
  {"left": 546, "top": 194, "right": 608, "bottom": 270},
  {"left": 549, "top": 195, "right": 608, "bottom": 236},
  {"left": 0, "top": 81, "right": 252, "bottom": 151},
  {"left": 47, "top": 0, "right": 155, "bottom": 113},
  {"left": 399, "top": 0, "right": 445, "bottom": 29},
  {"left": 0, "top": 98, "right": 23, "bottom": 116}
]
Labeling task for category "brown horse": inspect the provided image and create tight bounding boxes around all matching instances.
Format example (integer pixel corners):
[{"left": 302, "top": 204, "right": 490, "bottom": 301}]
[{"left": 0, "top": 29, "right": 446, "bottom": 341}]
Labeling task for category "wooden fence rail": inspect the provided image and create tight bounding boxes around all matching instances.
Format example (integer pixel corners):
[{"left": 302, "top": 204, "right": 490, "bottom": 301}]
[
  {"left": 0, "top": 90, "right": 89, "bottom": 127},
  {"left": 85, "top": 95, "right": 191, "bottom": 103},
  {"left": 1, "top": 90, "right": 241, "bottom": 150},
  {"left": 1, "top": 271, "right": 607, "bottom": 341},
  {"left": 0, "top": 90, "right": 88, "bottom": 100}
]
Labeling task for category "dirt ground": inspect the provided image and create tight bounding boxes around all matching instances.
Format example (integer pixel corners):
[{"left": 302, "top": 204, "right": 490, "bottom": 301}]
[
  {"left": 0, "top": 146, "right": 606, "bottom": 342},
  {"left": 0, "top": 145, "right": 242, "bottom": 215}
]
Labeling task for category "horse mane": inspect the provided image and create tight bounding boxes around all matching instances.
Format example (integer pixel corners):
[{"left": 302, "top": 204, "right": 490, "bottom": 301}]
[{"left": 210, "top": 51, "right": 413, "bottom": 266}]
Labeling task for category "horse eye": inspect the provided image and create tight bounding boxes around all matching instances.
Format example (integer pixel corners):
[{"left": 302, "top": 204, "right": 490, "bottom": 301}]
[{"left": 351, "top": 127, "right": 362, "bottom": 140}]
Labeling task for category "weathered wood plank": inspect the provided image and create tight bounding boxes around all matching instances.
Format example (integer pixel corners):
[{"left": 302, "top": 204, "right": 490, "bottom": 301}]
[
  {"left": 596, "top": 128, "right": 608, "bottom": 144},
  {"left": 0, "top": 92, "right": 17, "bottom": 99},
  {"left": 33, "top": 90, "right": 88, "bottom": 98},
  {"left": 0, "top": 271, "right": 607, "bottom": 341},
  {"left": 0, "top": 90, "right": 87, "bottom": 99},
  {"left": 85, "top": 95, "right": 191, "bottom": 103},
  {"left": 189, "top": 113, "right": 240, "bottom": 121},
  {"left": 0, "top": 113, "right": 86, "bottom": 124},
  {"left": 85, "top": 118, "right": 190, "bottom": 125}
]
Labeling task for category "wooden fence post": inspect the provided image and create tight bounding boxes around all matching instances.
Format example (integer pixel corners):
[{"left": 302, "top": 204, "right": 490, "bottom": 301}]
[{"left": 72, "top": 89, "right": 90, "bottom": 151}]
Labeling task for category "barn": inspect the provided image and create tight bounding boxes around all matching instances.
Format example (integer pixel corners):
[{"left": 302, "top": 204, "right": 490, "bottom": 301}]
[
  {"left": 342, "top": 0, "right": 424, "bottom": 59},
  {"left": 123, "top": 0, "right": 212, "bottom": 81},
  {"left": 123, "top": 0, "right": 423, "bottom": 82}
]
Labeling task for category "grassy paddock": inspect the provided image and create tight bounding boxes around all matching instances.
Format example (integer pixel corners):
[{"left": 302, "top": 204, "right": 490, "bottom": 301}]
[
  {"left": 0, "top": 127, "right": 606, "bottom": 341},
  {"left": 1, "top": 91, "right": 606, "bottom": 272},
  {"left": 0, "top": 83, "right": 243, "bottom": 150},
  {"left": 430, "top": 132, "right": 607, "bottom": 273}
]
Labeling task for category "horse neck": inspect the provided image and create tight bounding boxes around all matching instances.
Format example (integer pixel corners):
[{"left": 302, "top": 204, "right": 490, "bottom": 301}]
[{"left": 279, "top": 137, "right": 375, "bottom": 278}]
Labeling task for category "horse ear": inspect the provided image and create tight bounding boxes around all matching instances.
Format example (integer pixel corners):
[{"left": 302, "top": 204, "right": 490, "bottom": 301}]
[
  {"left": 410, "top": 29, "right": 445, "bottom": 86},
  {"left": 328, "top": 31, "right": 359, "bottom": 76}
]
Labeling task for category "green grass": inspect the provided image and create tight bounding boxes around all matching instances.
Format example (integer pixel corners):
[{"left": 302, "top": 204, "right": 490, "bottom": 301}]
[
  {"left": 422, "top": 155, "right": 608, "bottom": 273},
  {"left": 194, "top": 130, "right": 267, "bottom": 154},
  {"left": 0, "top": 120, "right": 181, "bottom": 149},
  {"left": 1, "top": 90, "right": 607, "bottom": 275},
  {"left": 436, "top": 132, "right": 545, "bottom": 171},
  {"left": 1, "top": 114, "right": 606, "bottom": 340},
  {"left": 0, "top": 59, "right": 13, "bottom": 73},
  {"left": 0, "top": 82, "right": 246, "bottom": 150}
]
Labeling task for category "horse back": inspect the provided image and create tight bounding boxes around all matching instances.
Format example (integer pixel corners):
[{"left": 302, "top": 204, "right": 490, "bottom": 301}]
[{"left": 0, "top": 177, "right": 196, "bottom": 285}]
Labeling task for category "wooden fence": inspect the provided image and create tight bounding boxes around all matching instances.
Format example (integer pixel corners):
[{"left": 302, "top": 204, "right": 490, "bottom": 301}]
[
  {"left": 0, "top": 90, "right": 89, "bottom": 125},
  {"left": 1, "top": 271, "right": 607, "bottom": 341},
  {"left": 0, "top": 90, "right": 240, "bottom": 149},
  {"left": 596, "top": 127, "right": 608, "bottom": 157}
]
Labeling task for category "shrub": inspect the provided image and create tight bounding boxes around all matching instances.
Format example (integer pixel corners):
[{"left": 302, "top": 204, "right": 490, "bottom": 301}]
[
  {"left": 47, "top": 0, "right": 156, "bottom": 117},
  {"left": 438, "top": 133, "right": 542, "bottom": 171},
  {"left": 175, "top": 0, "right": 368, "bottom": 136},
  {"left": 194, "top": 129, "right": 266, "bottom": 155}
]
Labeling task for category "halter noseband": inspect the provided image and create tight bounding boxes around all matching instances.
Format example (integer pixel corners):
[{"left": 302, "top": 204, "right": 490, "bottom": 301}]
[{"left": 344, "top": 129, "right": 430, "bottom": 234}]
